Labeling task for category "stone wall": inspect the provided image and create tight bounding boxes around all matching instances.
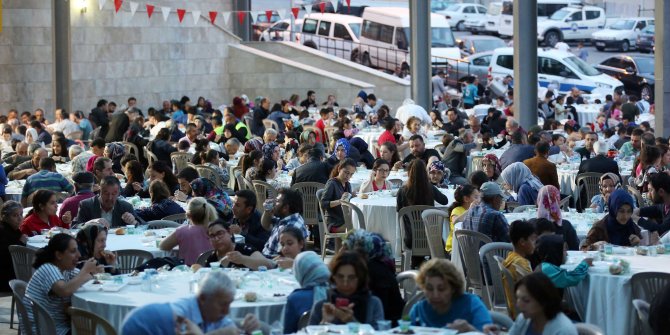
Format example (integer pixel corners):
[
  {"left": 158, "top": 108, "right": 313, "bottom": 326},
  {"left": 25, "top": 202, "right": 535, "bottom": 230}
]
[
  {"left": 227, "top": 44, "right": 374, "bottom": 107},
  {"left": 246, "top": 41, "right": 411, "bottom": 112}
]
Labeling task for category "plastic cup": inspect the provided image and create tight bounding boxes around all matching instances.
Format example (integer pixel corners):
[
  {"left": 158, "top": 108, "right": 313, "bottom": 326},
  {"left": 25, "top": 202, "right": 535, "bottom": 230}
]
[
  {"left": 604, "top": 244, "right": 613, "bottom": 255},
  {"left": 376, "top": 320, "right": 391, "bottom": 331},
  {"left": 209, "top": 262, "right": 221, "bottom": 269},
  {"left": 347, "top": 322, "right": 360, "bottom": 334},
  {"left": 398, "top": 320, "right": 411, "bottom": 332},
  {"left": 41, "top": 229, "right": 49, "bottom": 235}
]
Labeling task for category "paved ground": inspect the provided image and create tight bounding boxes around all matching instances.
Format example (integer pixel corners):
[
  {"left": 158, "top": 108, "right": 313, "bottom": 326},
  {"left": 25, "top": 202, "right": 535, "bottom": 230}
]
[{"left": 0, "top": 295, "right": 17, "bottom": 335}]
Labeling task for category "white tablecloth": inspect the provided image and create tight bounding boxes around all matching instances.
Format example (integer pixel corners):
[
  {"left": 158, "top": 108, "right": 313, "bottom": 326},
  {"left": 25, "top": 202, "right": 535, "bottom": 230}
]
[
  {"left": 72, "top": 268, "right": 298, "bottom": 331},
  {"left": 27, "top": 230, "right": 174, "bottom": 257},
  {"left": 564, "top": 251, "right": 670, "bottom": 335},
  {"left": 276, "top": 169, "right": 408, "bottom": 193},
  {"left": 574, "top": 104, "right": 603, "bottom": 125},
  {"left": 350, "top": 188, "right": 455, "bottom": 256}
]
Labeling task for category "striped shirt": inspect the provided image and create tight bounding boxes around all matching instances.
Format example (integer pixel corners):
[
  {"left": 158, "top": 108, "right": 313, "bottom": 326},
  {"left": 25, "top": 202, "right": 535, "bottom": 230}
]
[
  {"left": 25, "top": 263, "right": 79, "bottom": 335},
  {"left": 22, "top": 170, "right": 73, "bottom": 198}
]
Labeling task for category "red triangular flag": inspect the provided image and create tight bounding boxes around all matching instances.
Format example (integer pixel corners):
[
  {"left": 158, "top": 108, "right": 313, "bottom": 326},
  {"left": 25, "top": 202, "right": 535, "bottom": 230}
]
[
  {"left": 114, "top": 0, "right": 122, "bottom": 12},
  {"left": 291, "top": 7, "right": 299, "bottom": 19},
  {"left": 146, "top": 4, "right": 155, "bottom": 18},
  {"left": 209, "top": 11, "right": 217, "bottom": 24},
  {"left": 177, "top": 8, "right": 186, "bottom": 22},
  {"left": 346, "top": 0, "right": 351, "bottom": 7},
  {"left": 237, "top": 12, "right": 246, "bottom": 25},
  {"left": 265, "top": 10, "right": 273, "bottom": 23},
  {"left": 319, "top": 2, "right": 326, "bottom": 13}
]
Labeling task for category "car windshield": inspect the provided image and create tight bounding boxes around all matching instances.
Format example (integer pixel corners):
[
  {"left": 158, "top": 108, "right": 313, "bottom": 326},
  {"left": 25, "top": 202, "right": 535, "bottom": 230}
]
[
  {"left": 445, "top": 4, "right": 461, "bottom": 11},
  {"left": 642, "top": 25, "right": 654, "bottom": 34},
  {"left": 635, "top": 58, "right": 654, "bottom": 74},
  {"left": 549, "top": 8, "right": 570, "bottom": 20},
  {"left": 472, "top": 39, "right": 506, "bottom": 52},
  {"left": 402, "top": 27, "right": 456, "bottom": 48},
  {"left": 348, "top": 23, "right": 361, "bottom": 38},
  {"left": 563, "top": 56, "right": 601, "bottom": 76},
  {"left": 610, "top": 20, "right": 636, "bottom": 30}
]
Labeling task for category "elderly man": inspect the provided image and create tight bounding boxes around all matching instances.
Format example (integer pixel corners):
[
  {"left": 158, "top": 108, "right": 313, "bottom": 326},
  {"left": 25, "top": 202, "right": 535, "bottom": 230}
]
[
  {"left": 8, "top": 148, "right": 47, "bottom": 180},
  {"left": 499, "top": 132, "right": 535, "bottom": 170},
  {"left": 523, "top": 141, "right": 559, "bottom": 189},
  {"left": 46, "top": 109, "right": 80, "bottom": 137},
  {"left": 263, "top": 129, "right": 278, "bottom": 144},
  {"left": 401, "top": 135, "right": 441, "bottom": 167},
  {"left": 73, "top": 176, "right": 142, "bottom": 228},
  {"left": 169, "top": 271, "right": 261, "bottom": 334},
  {"left": 443, "top": 129, "right": 477, "bottom": 185},
  {"left": 502, "top": 118, "right": 525, "bottom": 137},
  {"left": 462, "top": 182, "right": 510, "bottom": 242},
  {"left": 20, "top": 157, "right": 74, "bottom": 206},
  {"left": 3, "top": 142, "right": 30, "bottom": 173},
  {"left": 261, "top": 188, "right": 309, "bottom": 257},
  {"left": 468, "top": 115, "right": 490, "bottom": 138},
  {"left": 575, "top": 132, "right": 598, "bottom": 161},
  {"left": 578, "top": 140, "right": 620, "bottom": 177},
  {"left": 179, "top": 123, "right": 199, "bottom": 147}
]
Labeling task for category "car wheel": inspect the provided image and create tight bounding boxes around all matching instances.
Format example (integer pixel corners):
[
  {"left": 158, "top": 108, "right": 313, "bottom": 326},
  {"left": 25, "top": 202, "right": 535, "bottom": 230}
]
[
  {"left": 362, "top": 53, "right": 371, "bottom": 68},
  {"left": 456, "top": 21, "right": 466, "bottom": 31},
  {"left": 641, "top": 84, "right": 653, "bottom": 102},
  {"left": 544, "top": 30, "right": 560, "bottom": 47},
  {"left": 350, "top": 49, "right": 360, "bottom": 63},
  {"left": 595, "top": 46, "right": 605, "bottom": 51},
  {"left": 620, "top": 40, "right": 629, "bottom": 52}
]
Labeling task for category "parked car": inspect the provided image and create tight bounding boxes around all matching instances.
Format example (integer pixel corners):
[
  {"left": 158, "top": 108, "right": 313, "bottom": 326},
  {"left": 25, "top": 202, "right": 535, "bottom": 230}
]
[
  {"left": 457, "top": 36, "right": 506, "bottom": 56},
  {"left": 431, "top": 0, "right": 456, "bottom": 13},
  {"left": 591, "top": 17, "right": 654, "bottom": 52},
  {"left": 636, "top": 24, "right": 655, "bottom": 53},
  {"left": 252, "top": 11, "right": 281, "bottom": 41},
  {"left": 536, "top": 5, "right": 607, "bottom": 46},
  {"left": 447, "top": 51, "right": 494, "bottom": 87},
  {"left": 301, "top": 13, "right": 362, "bottom": 59},
  {"left": 489, "top": 47, "right": 623, "bottom": 94},
  {"left": 437, "top": 3, "right": 487, "bottom": 31},
  {"left": 465, "top": 1, "right": 501, "bottom": 35},
  {"left": 498, "top": 0, "right": 582, "bottom": 37},
  {"left": 260, "top": 18, "right": 304, "bottom": 42},
  {"left": 594, "top": 55, "right": 655, "bottom": 102}
]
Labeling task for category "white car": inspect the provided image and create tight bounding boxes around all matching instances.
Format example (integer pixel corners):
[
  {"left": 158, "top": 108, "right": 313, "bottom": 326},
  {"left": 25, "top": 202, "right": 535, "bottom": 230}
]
[
  {"left": 591, "top": 17, "right": 654, "bottom": 52},
  {"left": 536, "top": 5, "right": 606, "bottom": 46},
  {"left": 437, "top": 3, "right": 487, "bottom": 31},
  {"left": 259, "top": 18, "right": 304, "bottom": 42}
]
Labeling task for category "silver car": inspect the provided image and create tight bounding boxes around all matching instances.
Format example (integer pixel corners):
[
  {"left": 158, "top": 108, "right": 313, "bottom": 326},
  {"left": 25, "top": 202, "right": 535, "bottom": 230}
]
[{"left": 443, "top": 51, "right": 493, "bottom": 87}]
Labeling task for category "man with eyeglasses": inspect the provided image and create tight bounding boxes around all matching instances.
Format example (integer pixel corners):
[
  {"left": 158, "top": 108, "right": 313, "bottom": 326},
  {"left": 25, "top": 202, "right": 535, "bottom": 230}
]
[{"left": 260, "top": 188, "right": 309, "bottom": 257}]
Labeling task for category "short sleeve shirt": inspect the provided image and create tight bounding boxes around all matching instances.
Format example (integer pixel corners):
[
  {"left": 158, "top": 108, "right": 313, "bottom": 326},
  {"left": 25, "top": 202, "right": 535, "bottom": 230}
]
[{"left": 25, "top": 263, "right": 79, "bottom": 335}]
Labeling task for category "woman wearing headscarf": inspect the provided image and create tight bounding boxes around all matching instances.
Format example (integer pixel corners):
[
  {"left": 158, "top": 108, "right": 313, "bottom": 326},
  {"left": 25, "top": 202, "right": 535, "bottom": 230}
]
[
  {"left": 582, "top": 189, "right": 641, "bottom": 251},
  {"left": 244, "top": 138, "right": 264, "bottom": 154},
  {"left": 327, "top": 138, "right": 350, "bottom": 167},
  {"left": 190, "top": 177, "right": 234, "bottom": 222},
  {"left": 501, "top": 162, "right": 544, "bottom": 206},
  {"left": 537, "top": 185, "right": 579, "bottom": 250},
  {"left": 428, "top": 160, "right": 450, "bottom": 188},
  {"left": 104, "top": 142, "right": 126, "bottom": 175},
  {"left": 342, "top": 230, "right": 404, "bottom": 325},
  {"left": 222, "top": 124, "right": 245, "bottom": 144},
  {"left": 299, "top": 130, "right": 325, "bottom": 154},
  {"left": 481, "top": 154, "right": 503, "bottom": 183},
  {"left": 284, "top": 251, "right": 330, "bottom": 334},
  {"left": 262, "top": 141, "right": 285, "bottom": 170},
  {"left": 75, "top": 224, "right": 119, "bottom": 275},
  {"left": 590, "top": 173, "right": 621, "bottom": 213},
  {"left": 0, "top": 201, "right": 26, "bottom": 292},
  {"left": 24, "top": 127, "right": 42, "bottom": 146}
]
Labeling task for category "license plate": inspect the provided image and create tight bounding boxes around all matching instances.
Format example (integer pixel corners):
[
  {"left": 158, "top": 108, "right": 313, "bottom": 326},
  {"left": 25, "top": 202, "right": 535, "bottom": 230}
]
[{"left": 595, "top": 42, "right": 605, "bottom": 47}]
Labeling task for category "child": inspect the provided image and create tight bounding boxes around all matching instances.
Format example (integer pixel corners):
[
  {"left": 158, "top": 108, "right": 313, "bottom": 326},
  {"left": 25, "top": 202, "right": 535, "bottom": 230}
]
[
  {"left": 503, "top": 220, "right": 538, "bottom": 315},
  {"left": 535, "top": 235, "right": 592, "bottom": 290}
]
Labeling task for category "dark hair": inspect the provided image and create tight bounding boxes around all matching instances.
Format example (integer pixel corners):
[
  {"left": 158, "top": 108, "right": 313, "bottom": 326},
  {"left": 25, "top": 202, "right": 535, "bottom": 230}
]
[
  {"left": 330, "top": 158, "right": 357, "bottom": 179},
  {"left": 91, "top": 138, "right": 106, "bottom": 148},
  {"left": 515, "top": 272, "right": 562, "bottom": 320},
  {"left": 649, "top": 172, "right": 670, "bottom": 194},
  {"left": 32, "top": 190, "right": 56, "bottom": 214},
  {"left": 469, "top": 170, "right": 489, "bottom": 189},
  {"left": 201, "top": 149, "right": 219, "bottom": 165},
  {"left": 383, "top": 117, "right": 396, "bottom": 131},
  {"left": 279, "top": 226, "right": 306, "bottom": 248},
  {"left": 511, "top": 131, "right": 524, "bottom": 144},
  {"left": 534, "top": 218, "right": 556, "bottom": 236},
  {"left": 149, "top": 161, "right": 179, "bottom": 192},
  {"left": 124, "top": 160, "right": 145, "bottom": 184},
  {"left": 33, "top": 233, "right": 75, "bottom": 269},
  {"left": 75, "top": 224, "right": 108, "bottom": 260},
  {"left": 149, "top": 180, "right": 171, "bottom": 203},
  {"left": 120, "top": 154, "right": 138, "bottom": 168},
  {"left": 535, "top": 234, "right": 564, "bottom": 267},
  {"left": 208, "top": 218, "right": 231, "bottom": 231},
  {"left": 156, "top": 128, "right": 170, "bottom": 141},
  {"left": 235, "top": 190, "right": 257, "bottom": 209},
  {"left": 277, "top": 188, "right": 303, "bottom": 215},
  {"left": 409, "top": 134, "right": 424, "bottom": 143},
  {"left": 447, "top": 184, "right": 477, "bottom": 220},
  {"left": 39, "top": 157, "right": 56, "bottom": 170},
  {"left": 100, "top": 175, "right": 121, "bottom": 188},
  {"left": 380, "top": 142, "right": 400, "bottom": 166},
  {"left": 372, "top": 158, "right": 389, "bottom": 171},
  {"left": 97, "top": 99, "right": 108, "bottom": 108},
  {"left": 632, "top": 128, "right": 645, "bottom": 137},
  {"left": 51, "top": 137, "right": 69, "bottom": 157},
  {"left": 535, "top": 141, "right": 550, "bottom": 156},
  {"left": 93, "top": 157, "right": 112, "bottom": 175},
  {"left": 241, "top": 150, "right": 263, "bottom": 177},
  {"left": 177, "top": 167, "right": 199, "bottom": 183},
  {"left": 329, "top": 251, "right": 369, "bottom": 292},
  {"left": 640, "top": 145, "right": 661, "bottom": 168},
  {"left": 405, "top": 159, "right": 433, "bottom": 206},
  {"left": 510, "top": 220, "right": 536, "bottom": 245},
  {"left": 308, "top": 147, "right": 323, "bottom": 160},
  {"left": 255, "top": 158, "right": 277, "bottom": 181}
]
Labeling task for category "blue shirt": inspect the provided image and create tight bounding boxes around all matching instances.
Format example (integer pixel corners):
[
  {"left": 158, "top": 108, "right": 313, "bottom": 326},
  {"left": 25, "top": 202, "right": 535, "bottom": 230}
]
[
  {"left": 540, "top": 261, "right": 589, "bottom": 289},
  {"left": 0, "top": 166, "right": 7, "bottom": 196},
  {"left": 172, "top": 110, "right": 187, "bottom": 125},
  {"left": 463, "top": 83, "right": 478, "bottom": 105},
  {"left": 409, "top": 294, "right": 492, "bottom": 331},
  {"left": 284, "top": 288, "right": 316, "bottom": 334},
  {"left": 171, "top": 296, "right": 235, "bottom": 332},
  {"left": 79, "top": 119, "right": 93, "bottom": 141},
  {"left": 517, "top": 181, "right": 539, "bottom": 206},
  {"left": 22, "top": 170, "right": 73, "bottom": 199}
]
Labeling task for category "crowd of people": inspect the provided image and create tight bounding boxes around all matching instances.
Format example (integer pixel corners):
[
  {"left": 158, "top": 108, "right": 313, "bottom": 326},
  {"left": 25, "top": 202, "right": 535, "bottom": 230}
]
[{"left": 0, "top": 85, "right": 668, "bottom": 335}]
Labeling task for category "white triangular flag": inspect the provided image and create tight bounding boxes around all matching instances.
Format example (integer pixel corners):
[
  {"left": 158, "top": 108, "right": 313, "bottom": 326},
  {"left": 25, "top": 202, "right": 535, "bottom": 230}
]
[
  {"left": 249, "top": 11, "right": 257, "bottom": 24},
  {"left": 192, "top": 10, "right": 201, "bottom": 25},
  {"left": 129, "top": 1, "right": 139, "bottom": 17},
  {"left": 331, "top": 0, "right": 339, "bottom": 12},
  {"left": 304, "top": 4, "right": 312, "bottom": 15},
  {"left": 98, "top": 0, "right": 106, "bottom": 10},
  {"left": 277, "top": 9, "right": 286, "bottom": 20},
  {"left": 222, "top": 11, "right": 231, "bottom": 25},
  {"left": 161, "top": 6, "right": 171, "bottom": 22}
]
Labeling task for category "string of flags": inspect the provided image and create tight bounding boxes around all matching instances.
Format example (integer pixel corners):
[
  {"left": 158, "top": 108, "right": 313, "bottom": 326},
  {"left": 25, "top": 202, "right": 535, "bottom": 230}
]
[{"left": 95, "top": 0, "right": 352, "bottom": 25}]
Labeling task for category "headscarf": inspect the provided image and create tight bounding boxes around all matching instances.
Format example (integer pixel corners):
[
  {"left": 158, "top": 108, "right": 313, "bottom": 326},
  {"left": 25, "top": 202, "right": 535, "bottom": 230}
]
[
  {"left": 343, "top": 230, "right": 395, "bottom": 271},
  {"left": 231, "top": 96, "right": 249, "bottom": 119},
  {"left": 299, "top": 130, "right": 316, "bottom": 144},
  {"left": 75, "top": 224, "right": 107, "bottom": 260},
  {"left": 25, "top": 128, "right": 39, "bottom": 144},
  {"left": 189, "top": 177, "right": 233, "bottom": 220},
  {"left": 605, "top": 189, "right": 638, "bottom": 246},
  {"left": 535, "top": 234, "right": 565, "bottom": 267},
  {"left": 501, "top": 162, "right": 544, "bottom": 193},
  {"left": 483, "top": 154, "right": 502, "bottom": 180},
  {"left": 330, "top": 138, "right": 350, "bottom": 159},
  {"left": 600, "top": 173, "right": 621, "bottom": 190},
  {"left": 537, "top": 185, "right": 562, "bottom": 226},
  {"left": 293, "top": 251, "right": 330, "bottom": 305},
  {"left": 121, "top": 303, "right": 175, "bottom": 335},
  {"left": 105, "top": 142, "right": 125, "bottom": 161},
  {"left": 428, "top": 160, "right": 449, "bottom": 184},
  {"left": 262, "top": 142, "right": 279, "bottom": 161},
  {"left": 244, "top": 138, "right": 263, "bottom": 154},
  {"left": 223, "top": 124, "right": 244, "bottom": 142}
]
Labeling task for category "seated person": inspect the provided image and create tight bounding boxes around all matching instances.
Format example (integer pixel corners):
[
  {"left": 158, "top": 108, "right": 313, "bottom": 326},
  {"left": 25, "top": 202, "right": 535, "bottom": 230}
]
[
  {"left": 136, "top": 180, "right": 185, "bottom": 222},
  {"left": 229, "top": 190, "right": 271, "bottom": 252},
  {"left": 58, "top": 172, "right": 95, "bottom": 222},
  {"left": 503, "top": 220, "right": 537, "bottom": 315},
  {"left": 75, "top": 224, "right": 119, "bottom": 274},
  {"left": 536, "top": 234, "right": 591, "bottom": 289},
  {"left": 409, "top": 258, "right": 492, "bottom": 332},
  {"left": 589, "top": 173, "right": 620, "bottom": 213},
  {"left": 174, "top": 167, "right": 199, "bottom": 202},
  {"left": 203, "top": 219, "right": 273, "bottom": 270},
  {"left": 122, "top": 302, "right": 198, "bottom": 335},
  {"left": 582, "top": 189, "right": 641, "bottom": 251},
  {"left": 159, "top": 198, "right": 217, "bottom": 266},
  {"left": 273, "top": 226, "right": 306, "bottom": 270},
  {"left": 20, "top": 190, "right": 71, "bottom": 236},
  {"left": 261, "top": 188, "right": 309, "bottom": 257},
  {"left": 501, "top": 162, "right": 544, "bottom": 206},
  {"left": 73, "top": 176, "right": 143, "bottom": 228},
  {"left": 321, "top": 159, "right": 356, "bottom": 234},
  {"left": 284, "top": 251, "right": 330, "bottom": 334},
  {"left": 359, "top": 158, "right": 392, "bottom": 193},
  {"left": 401, "top": 135, "right": 440, "bottom": 167}
]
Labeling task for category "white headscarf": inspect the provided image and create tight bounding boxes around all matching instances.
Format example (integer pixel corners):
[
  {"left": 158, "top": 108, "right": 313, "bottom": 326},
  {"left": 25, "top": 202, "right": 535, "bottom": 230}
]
[
  {"left": 25, "top": 128, "right": 39, "bottom": 144},
  {"left": 501, "top": 162, "right": 544, "bottom": 193}
]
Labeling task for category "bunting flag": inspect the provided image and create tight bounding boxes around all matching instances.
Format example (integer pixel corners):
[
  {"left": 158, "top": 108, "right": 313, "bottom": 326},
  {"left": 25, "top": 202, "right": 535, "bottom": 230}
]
[
  {"left": 209, "top": 11, "right": 217, "bottom": 24},
  {"left": 249, "top": 11, "right": 257, "bottom": 23},
  {"left": 332, "top": 0, "right": 339, "bottom": 13},
  {"left": 222, "top": 11, "right": 231, "bottom": 25},
  {"left": 319, "top": 2, "right": 326, "bottom": 13},
  {"left": 114, "top": 0, "right": 123, "bottom": 13},
  {"left": 161, "top": 6, "right": 170, "bottom": 21},
  {"left": 129, "top": 1, "right": 139, "bottom": 18},
  {"left": 236, "top": 11, "right": 246, "bottom": 25},
  {"left": 304, "top": 4, "right": 312, "bottom": 15},
  {"left": 177, "top": 8, "right": 186, "bottom": 22},
  {"left": 265, "top": 10, "right": 273, "bottom": 23},
  {"left": 191, "top": 10, "right": 201, "bottom": 25},
  {"left": 291, "top": 7, "right": 299, "bottom": 19},
  {"left": 346, "top": 0, "right": 351, "bottom": 8},
  {"left": 146, "top": 4, "right": 154, "bottom": 18},
  {"left": 98, "top": 0, "right": 107, "bottom": 11},
  {"left": 276, "top": 9, "right": 286, "bottom": 20}
]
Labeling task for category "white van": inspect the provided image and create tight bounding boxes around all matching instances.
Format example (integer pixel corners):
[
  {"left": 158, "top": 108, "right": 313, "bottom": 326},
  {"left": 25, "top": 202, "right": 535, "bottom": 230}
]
[
  {"left": 498, "top": 0, "right": 581, "bottom": 37},
  {"left": 489, "top": 47, "right": 623, "bottom": 94},
  {"left": 300, "top": 13, "right": 363, "bottom": 59},
  {"left": 354, "top": 7, "right": 461, "bottom": 72}
]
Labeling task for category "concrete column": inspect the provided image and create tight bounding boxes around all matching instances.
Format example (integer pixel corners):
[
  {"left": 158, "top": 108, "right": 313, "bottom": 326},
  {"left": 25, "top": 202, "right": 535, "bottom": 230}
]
[
  {"left": 655, "top": 0, "right": 669, "bottom": 137},
  {"left": 409, "top": 0, "right": 431, "bottom": 112},
  {"left": 513, "top": 0, "right": 537, "bottom": 129},
  {"left": 232, "top": 0, "right": 251, "bottom": 41},
  {"left": 53, "top": 0, "right": 71, "bottom": 114}
]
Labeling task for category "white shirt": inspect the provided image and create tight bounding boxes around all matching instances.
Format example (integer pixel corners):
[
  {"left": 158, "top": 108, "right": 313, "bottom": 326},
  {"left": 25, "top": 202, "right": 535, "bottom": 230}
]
[
  {"left": 395, "top": 100, "right": 431, "bottom": 125},
  {"left": 149, "top": 121, "right": 167, "bottom": 139},
  {"left": 48, "top": 119, "right": 80, "bottom": 136}
]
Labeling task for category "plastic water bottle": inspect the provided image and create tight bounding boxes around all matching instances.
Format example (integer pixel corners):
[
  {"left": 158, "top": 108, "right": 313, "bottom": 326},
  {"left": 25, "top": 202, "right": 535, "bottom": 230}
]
[
  {"left": 270, "top": 321, "right": 282, "bottom": 335},
  {"left": 141, "top": 273, "right": 152, "bottom": 292}
]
